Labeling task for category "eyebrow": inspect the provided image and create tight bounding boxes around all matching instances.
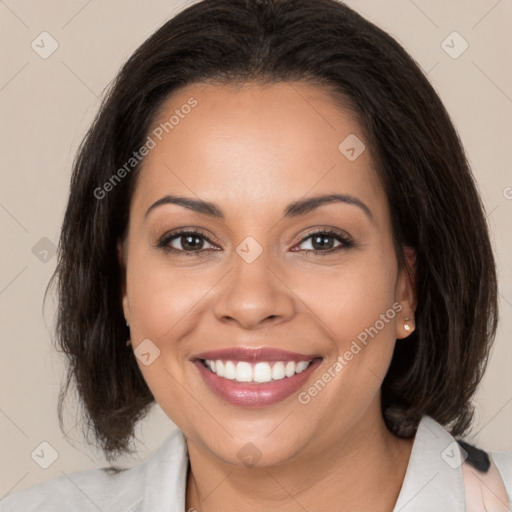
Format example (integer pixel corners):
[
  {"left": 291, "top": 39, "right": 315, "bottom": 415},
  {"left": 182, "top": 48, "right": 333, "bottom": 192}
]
[{"left": 144, "top": 193, "right": 373, "bottom": 222}]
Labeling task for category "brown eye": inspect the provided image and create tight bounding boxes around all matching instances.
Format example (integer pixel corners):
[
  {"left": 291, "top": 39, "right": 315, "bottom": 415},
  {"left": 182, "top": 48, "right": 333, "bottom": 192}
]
[
  {"left": 294, "top": 230, "right": 353, "bottom": 255},
  {"left": 157, "top": 230, "right": 217, "bottom": 254}
]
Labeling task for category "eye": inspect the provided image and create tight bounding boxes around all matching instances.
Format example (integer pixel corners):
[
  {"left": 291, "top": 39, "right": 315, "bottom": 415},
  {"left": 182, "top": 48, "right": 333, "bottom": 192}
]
[
  {"left": 157, "top": 230, "right": 218, "bottom": 255},
  {"left": 156, "top": 228, "right": 353, "bottom": 256},
  {"left": 293, "top": 229, "right": 353, "bottom": 255}
]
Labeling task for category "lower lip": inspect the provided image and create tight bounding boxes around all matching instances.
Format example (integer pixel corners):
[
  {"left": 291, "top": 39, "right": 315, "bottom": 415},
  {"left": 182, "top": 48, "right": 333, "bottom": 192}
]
[{"left": 193, "top": 359, "right": 322, "bottom": 407}]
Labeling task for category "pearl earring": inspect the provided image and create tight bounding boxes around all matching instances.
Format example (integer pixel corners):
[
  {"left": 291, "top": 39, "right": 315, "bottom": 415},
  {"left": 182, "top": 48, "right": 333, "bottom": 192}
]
[{"left": 403, "top": 317, "right": 414, "bottom": 333}]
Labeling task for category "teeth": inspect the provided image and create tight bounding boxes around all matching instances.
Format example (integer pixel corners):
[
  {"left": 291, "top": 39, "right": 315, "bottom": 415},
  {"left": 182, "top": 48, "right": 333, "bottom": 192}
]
[
  {"left": 224, "top": 361, "right": 236, "bottom": 380},
  {"left": 203, "top": 359, "right": 313, "bottom": 383}
]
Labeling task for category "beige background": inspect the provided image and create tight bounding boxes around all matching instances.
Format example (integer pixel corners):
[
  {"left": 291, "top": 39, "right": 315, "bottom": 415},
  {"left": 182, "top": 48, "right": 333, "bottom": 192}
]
[{"left": 0, "top": 0, "right": 511, "bottom": 497}]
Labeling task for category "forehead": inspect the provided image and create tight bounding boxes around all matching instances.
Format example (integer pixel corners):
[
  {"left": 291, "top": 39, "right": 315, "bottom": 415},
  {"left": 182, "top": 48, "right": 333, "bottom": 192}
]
[{"left": 132, "top": 81, "right": 387, "bottom": 221}]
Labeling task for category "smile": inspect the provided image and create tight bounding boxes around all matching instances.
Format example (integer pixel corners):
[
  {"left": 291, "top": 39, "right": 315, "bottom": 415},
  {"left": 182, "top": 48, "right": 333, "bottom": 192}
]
[
  {"left": 193, "top": 356, "right": 323, "bottom": 407},
  {"left": 201, "top": 359, "right": 314, "bottom": 383}
]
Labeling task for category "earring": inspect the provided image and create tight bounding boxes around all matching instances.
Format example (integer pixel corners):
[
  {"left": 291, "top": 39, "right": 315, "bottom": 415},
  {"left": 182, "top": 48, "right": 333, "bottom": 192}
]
[{"left": 403, "top": 317, "right": 414, "bottom": 333}]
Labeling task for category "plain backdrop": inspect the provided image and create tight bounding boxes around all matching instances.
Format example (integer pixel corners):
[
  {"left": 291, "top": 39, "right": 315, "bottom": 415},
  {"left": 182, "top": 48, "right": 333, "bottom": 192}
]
[{"left": 1, "top": 0, "right": 511, "bottom": 497}]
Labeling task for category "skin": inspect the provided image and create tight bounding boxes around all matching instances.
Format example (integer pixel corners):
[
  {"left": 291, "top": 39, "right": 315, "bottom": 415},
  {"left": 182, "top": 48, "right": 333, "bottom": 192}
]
[{"left": 119, "top": 81, "right": 417, "bottom": 512}]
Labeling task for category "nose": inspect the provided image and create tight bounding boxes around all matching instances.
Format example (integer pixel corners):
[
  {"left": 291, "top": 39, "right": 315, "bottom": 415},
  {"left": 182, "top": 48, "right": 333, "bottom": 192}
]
[{"left": 212, "top": 250, "right": 296, "bottom": 330}]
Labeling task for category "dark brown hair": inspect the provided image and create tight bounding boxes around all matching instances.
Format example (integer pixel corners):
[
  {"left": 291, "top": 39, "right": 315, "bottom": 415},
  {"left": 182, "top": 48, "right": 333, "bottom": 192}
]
[{"left": 46, "top": 0, "right": 498, "bottom": 469}]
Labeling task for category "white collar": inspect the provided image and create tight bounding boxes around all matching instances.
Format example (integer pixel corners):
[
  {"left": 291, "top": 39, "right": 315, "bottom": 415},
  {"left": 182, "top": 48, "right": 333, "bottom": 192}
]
[
  {"left": 392, "top": 415, "right": 466, "bottom": 511},
  {"left": 133, "top": 415, "right": 466, "bottom": 511},
  {"left": 5, "top": 414, "right": 509, "bottom": 511}
]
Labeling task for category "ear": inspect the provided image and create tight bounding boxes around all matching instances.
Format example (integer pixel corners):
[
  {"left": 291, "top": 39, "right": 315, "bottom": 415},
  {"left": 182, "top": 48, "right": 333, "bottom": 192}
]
[
  {"left": 117, "top": 239, "right": 130, "bottom": 324},
  {"left": 395, "top": 246, "right": 417, "bottom": 340}
]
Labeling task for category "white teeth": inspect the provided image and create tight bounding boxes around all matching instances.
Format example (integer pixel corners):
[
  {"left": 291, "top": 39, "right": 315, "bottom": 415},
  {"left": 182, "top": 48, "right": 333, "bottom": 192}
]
[
  {"left": 224, "top": 361, "right": 236, "bottom": 380},
  {"left": 235, "top": 361, "right": 253, "bottom": 382},
  {"left": 285, "top": 361, "right": 295, "bottom": 377},
  {"left": 203, "top": 359, "right": 314, "bottom": 383},
  {"left": 271, "top": 361, "right": 286, "bottom": 380},
  {"left": 296, "top": 361, "right": 309, "bottom": 373},
  {"left": 254, "top": 362, "right": 272, "bottom": 382}
]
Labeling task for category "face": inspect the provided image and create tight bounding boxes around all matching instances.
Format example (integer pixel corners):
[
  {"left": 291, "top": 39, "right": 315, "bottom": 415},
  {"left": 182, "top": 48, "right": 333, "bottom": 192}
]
[{"left": 120, "top": 81, "right": 415, "bottom": 467}]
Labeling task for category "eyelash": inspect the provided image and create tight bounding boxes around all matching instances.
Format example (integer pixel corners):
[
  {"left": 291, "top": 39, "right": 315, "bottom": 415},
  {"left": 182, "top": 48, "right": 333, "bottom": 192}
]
[{"left": 156, "top": 228, "right": 354, "bottom": 257}]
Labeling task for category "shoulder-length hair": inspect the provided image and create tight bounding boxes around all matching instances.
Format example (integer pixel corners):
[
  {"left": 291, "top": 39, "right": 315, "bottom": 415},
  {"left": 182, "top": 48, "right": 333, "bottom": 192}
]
[{"left": 47, "top": 0, "right": 498, "bottom": 468}]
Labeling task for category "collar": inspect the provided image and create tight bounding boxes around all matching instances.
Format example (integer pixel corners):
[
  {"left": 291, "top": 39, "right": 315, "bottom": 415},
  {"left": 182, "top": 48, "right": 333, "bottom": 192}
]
[
  {"left": 138, "top": 427, "right": 188, "bottom": 511},
  {"left": 136, "top": 415, "right": 465, "bottom": 511},
  {"left": 393, "top": 415, "right": 465, "bottom": 511}
]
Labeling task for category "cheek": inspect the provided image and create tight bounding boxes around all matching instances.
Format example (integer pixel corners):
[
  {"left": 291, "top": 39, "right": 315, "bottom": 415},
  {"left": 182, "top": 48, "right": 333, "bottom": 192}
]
[
  {"left": 126, "top": 251, "right": 204, "bottom": 340},
  {"left": 288, "top": 250, "right": 398, "bottom": 344},
  {"left": 288, "top": 248, "right": 399, "bottom": 409},
  {"left": 125, "top": 252, "right": 201, "bottom": 424}
]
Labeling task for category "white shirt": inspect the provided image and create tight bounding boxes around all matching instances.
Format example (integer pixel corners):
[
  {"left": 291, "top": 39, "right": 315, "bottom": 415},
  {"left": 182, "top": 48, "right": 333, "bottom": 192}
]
[{"left": 1, "top": 416, "right": 511, "bottom": 511}]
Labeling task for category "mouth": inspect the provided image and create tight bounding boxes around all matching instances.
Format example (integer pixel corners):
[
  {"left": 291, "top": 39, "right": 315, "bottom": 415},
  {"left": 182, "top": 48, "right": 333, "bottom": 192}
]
[
  {"left": 191, "top": 347, "right": 323, "bottom": 407},
  {"left": 190, "top": 346, "right": 321, "bottom": 363},
  {"left": 198, "top": 358, "right": 318, "bottom": 383}
]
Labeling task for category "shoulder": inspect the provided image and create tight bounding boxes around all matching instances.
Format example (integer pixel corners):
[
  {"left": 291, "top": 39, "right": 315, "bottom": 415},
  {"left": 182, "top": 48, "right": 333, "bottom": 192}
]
[
  {"left": 455, "top": 438, "right": 512, "bottom": 490},
  {"left": 0, "top": 463, "right": 143, "bottom": 512},
  {"left": 0, "top": 428, "right": 188, "bottom": 512},
  {"left": 454, "top": 435, "right": 512, "bottom": 508},
  {"left": 394, "top": 416, "right": 511, "bottom": 511},
  {"left": 459, "top": 449, "right": 512, "bottom": 510},
  {"left": 490, "top": 450, "right": 512, "bottom": 500}
]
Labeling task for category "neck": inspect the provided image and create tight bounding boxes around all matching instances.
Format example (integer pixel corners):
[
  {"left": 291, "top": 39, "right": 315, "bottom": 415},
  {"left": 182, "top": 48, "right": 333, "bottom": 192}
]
[{"left": 185, "top": 408, "right": 414, "bottom": 512}]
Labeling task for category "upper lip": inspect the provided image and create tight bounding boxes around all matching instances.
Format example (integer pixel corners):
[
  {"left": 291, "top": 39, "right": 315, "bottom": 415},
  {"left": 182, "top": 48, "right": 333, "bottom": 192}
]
[{"left": 190, "top": 347, "right": 322, "bottom": 363}]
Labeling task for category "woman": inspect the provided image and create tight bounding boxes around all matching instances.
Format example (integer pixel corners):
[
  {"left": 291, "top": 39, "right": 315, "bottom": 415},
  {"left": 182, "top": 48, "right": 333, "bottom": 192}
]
[{"left": 1, "top": 0, "right": 510, "bottom": 510}]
